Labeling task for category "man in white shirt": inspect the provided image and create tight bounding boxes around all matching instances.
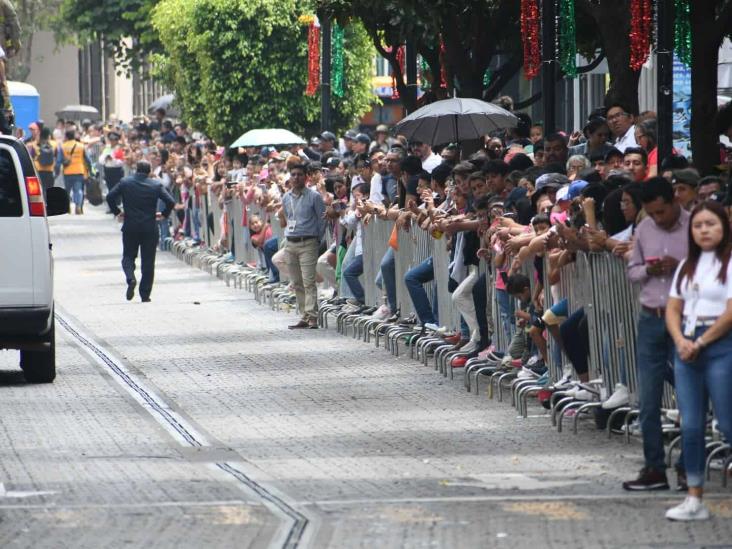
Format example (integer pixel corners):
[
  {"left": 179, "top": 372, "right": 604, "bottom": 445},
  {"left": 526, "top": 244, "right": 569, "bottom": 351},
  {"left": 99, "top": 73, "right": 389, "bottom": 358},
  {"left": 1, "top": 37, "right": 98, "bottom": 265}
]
[
  {"left": 410, "top": 141, "right": 442, "bottom": 173},
  {"left": 368, "top": 149, "right": 387, "bottom": 204},
  {"left": 607, "top": 102, "right": 638, "bottom": 153}
]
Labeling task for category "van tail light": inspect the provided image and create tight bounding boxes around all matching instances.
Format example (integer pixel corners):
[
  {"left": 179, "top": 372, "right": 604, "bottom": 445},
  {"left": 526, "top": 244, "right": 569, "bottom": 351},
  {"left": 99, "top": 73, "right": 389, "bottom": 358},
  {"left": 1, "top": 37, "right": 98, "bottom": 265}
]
[{"left": 25, "top": 176, "right": 46, "bottom": 217}]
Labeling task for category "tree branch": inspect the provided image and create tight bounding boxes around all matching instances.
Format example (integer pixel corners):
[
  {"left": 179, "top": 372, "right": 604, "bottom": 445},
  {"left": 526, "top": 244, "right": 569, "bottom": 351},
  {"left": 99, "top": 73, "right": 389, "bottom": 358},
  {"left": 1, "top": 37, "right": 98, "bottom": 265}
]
[
  {"left": 483, "top": 56, "right": 522, "bottom": 100},
  {"left": 575, "top": 49, "right": 606, "bottom": 74},
  {"left": 514, "top": 91, "right": 542, "bottom": 110}
]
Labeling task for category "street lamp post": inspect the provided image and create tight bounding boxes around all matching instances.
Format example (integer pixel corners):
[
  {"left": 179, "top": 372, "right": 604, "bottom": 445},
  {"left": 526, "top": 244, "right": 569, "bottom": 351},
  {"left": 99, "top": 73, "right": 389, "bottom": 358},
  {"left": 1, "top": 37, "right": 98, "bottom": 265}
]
[
  {"left": 656, "top": 0, "right": 674, "bottom": 163},
  {"left": 320, "top": 15, "right": 332, "bottom": 132},
  {"left": 542, "top": 0, "right": 556, "bottom": 135}
]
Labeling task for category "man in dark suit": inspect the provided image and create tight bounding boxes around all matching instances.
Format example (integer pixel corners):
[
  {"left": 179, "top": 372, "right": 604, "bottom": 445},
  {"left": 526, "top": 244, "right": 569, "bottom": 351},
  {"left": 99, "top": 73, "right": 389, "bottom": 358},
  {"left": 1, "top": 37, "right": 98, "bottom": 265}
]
[{"left": 107, "top": 161, "right": 176, "bottom": 302}]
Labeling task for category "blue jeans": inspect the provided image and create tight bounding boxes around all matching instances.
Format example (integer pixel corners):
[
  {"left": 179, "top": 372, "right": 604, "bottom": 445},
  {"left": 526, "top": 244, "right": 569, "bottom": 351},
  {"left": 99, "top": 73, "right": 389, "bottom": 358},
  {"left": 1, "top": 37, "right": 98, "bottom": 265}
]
[
  {"left": 65, "top": 174, "right": 84, "bottom": 207},
  {"left": 379, "top": 248, "right": 397, "bottom": 314},
  {"left": 496, "top": 288, "right": 515, "bottom": 341},
  {"left": 404, "top": 257, "right": 437, "bottom": 325},
  {"left": 263, "top": 237, "right": 279, "bottom": 282},
  {"left": 636, "top": 310, "right": 676, "bottom": 471},
  {"left": 343, "top": 254, "right": 365, "bottom": 303},
  {"left": 675, "top": 327, "right": 732, "bottom": 487},
  {"left": 560, "top": 308, "right": 588, "bottom": 376}
]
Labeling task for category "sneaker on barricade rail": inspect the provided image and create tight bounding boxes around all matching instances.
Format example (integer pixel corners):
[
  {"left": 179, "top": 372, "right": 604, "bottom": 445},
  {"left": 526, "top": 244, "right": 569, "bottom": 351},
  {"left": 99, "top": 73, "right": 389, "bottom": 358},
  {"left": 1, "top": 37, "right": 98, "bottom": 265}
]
[
  {"left": 370, "top": 304, "right": 390, "bottom": 320},
  {"left": 665, "top": 496, "right": 710, "bottom": 521},
  {"left": 602, "top": 383, "right": 630, "bottom": 409},
  {"left": 622, "top": 467, "right": 669, "bottom": 491}
]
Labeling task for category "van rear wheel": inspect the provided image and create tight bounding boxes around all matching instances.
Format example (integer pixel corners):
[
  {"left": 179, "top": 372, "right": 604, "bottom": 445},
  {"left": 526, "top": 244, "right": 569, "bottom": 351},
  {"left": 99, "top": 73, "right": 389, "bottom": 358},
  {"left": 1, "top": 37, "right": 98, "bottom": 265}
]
[{"left": 20, "top": 321, "right": 56, "bottom": 383}]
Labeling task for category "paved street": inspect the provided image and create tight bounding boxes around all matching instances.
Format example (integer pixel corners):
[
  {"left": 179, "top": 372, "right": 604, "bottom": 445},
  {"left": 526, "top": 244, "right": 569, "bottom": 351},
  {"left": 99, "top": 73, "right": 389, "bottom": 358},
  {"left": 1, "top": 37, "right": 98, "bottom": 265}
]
[{"left": 1, "top": 205, "right": 731, "bottom": 549}]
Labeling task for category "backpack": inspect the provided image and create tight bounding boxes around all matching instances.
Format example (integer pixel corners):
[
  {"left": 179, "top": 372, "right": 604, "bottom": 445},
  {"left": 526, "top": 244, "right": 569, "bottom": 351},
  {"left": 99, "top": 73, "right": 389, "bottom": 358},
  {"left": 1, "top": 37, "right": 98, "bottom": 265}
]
[{"left": 38, "top": 142, "right": 55, "bottom": 167}]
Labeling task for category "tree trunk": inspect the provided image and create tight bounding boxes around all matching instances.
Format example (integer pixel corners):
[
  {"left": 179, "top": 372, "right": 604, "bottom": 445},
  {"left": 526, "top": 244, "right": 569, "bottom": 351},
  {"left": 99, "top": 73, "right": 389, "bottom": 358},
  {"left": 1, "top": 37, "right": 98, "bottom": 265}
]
[
  {"left": 595, "top": 1, "right": 640, "bottom": 113},
  {"left": 690, "top": 0, "right": 722, "bottom": 175}
]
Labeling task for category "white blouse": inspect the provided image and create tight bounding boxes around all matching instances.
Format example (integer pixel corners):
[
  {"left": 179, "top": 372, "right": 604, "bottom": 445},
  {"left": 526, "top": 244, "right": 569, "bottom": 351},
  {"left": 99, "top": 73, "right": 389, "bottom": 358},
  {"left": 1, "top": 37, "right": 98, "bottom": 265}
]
[{"left": 670, "top": 251, "right": 732, "bottom": 319}]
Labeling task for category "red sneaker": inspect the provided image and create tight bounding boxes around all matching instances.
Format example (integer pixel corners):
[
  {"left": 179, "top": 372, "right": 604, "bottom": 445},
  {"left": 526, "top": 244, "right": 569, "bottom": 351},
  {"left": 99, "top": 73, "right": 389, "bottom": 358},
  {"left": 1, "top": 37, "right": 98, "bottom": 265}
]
[
  {"left": 444, "top": 334, "right": 462, "bottom": 345},
  {"left": 451, "top": 356, "right": 468, "bottom": 368}
]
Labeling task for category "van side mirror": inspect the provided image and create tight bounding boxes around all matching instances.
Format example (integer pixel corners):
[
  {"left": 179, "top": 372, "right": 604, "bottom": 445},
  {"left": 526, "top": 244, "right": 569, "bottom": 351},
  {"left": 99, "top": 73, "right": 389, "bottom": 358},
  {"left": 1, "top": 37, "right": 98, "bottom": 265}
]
[{"left": 46, "top": 187, "right": 70, "bottom": 216}]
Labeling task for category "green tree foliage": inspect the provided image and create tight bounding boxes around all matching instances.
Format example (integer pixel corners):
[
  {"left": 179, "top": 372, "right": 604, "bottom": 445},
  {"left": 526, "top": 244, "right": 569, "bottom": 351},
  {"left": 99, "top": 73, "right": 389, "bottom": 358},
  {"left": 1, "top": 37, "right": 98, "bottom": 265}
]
[
  {"left": 6, "top": 0, "right": 63, "bottom": 81},
  {"left": 152, "top": 0, "right": 375, "bottom": 144}
]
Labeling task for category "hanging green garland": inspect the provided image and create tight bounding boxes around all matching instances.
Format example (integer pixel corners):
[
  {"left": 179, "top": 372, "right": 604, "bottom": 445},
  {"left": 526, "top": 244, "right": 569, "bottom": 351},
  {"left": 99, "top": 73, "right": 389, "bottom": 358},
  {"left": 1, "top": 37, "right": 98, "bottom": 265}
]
[
  {"left": 331, "top": 23, "right": 345, "bottom": 97},
  {"left": 419, "top": 56, "right": 431, "bottom": 90},
  {"left": 674, "top": 0, "right": 691, "bottom": 66},
  {"left": 558, "top": 0, "right": 577, "bottom": 78}
]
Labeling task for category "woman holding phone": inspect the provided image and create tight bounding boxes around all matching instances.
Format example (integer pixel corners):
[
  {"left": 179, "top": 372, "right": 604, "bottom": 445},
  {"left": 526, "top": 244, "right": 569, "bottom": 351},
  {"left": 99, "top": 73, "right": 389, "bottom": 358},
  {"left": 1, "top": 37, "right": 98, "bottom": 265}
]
[{"left": 665, "top": 201, "right": 732, "bottom": 521}]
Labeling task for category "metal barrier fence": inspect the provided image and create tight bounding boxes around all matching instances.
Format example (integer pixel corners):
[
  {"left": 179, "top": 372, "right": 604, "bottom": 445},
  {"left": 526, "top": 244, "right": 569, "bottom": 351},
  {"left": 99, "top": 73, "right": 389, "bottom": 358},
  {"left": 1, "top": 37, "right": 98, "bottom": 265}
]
[{"left": 198, "top": 198, "right": 675, "bottom": 410}]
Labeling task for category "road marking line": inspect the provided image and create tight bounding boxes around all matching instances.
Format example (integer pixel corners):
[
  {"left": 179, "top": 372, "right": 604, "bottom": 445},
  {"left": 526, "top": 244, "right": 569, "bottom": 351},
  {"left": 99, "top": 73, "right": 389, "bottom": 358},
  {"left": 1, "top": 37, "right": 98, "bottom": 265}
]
[{"left": 56, "top": 311, "right": 309, "bottom": 549}]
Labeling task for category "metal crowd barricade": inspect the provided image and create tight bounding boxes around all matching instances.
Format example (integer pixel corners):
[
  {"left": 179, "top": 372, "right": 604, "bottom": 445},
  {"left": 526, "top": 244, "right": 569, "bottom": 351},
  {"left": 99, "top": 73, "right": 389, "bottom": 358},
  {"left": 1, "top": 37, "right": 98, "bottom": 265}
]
[
  {"left": 432, "top": 236, "right": 461, "bottom": 332},
  {"left": 394, "top": 226, "right": 434, "bottom": 319},
  {"left": 362, "top": 218, "right": 393, "bottom": 306},
  {"left": 208, "top": 188, "right": 222, "bottom": 248}
]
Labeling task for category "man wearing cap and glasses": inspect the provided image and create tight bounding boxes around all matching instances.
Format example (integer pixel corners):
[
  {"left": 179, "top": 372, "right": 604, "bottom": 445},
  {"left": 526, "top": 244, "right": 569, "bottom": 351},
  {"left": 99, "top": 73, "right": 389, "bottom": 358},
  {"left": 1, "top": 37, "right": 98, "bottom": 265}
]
[
  {"left": 319, "top": 131, "right": 339, "bottom": 157},
  {"left": 278, "top": 162, "right": 326, "bottom": 329}
]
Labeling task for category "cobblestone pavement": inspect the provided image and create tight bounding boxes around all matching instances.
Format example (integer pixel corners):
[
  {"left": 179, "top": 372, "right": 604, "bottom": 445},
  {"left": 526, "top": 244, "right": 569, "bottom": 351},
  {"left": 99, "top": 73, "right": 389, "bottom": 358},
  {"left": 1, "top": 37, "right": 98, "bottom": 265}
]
[{"left": 1, "top": 205, "right": 730, "bottom": 548}]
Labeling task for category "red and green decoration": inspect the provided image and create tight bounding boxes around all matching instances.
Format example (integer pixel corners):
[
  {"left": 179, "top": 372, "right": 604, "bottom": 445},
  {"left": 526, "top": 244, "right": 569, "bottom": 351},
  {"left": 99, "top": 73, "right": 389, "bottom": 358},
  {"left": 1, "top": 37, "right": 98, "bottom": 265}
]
[
  {"left": 557, "top": 0, "right": 577, "bottom": 78},
  {"left": 674, "top": 0, "right": 691, "bottom": 66},
  {"left": 331, "top": 23, "right": 345, "bottom": 98},
  {"left": 302, "top": 15, "right": 320, "bottom": 97},
  {"left": 629, "top": 0, "right": 653, "bottom": 71},
  {"left": 520, "top": 0, "right": 541, "bottom": 79}
]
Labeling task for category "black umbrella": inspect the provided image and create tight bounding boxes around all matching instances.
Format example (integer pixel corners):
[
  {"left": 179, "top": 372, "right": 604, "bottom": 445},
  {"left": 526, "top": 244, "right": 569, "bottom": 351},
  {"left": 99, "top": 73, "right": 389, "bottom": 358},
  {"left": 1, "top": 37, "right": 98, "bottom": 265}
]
[{"left": 393, "top": 97, "right": 517, "bottom": 146}]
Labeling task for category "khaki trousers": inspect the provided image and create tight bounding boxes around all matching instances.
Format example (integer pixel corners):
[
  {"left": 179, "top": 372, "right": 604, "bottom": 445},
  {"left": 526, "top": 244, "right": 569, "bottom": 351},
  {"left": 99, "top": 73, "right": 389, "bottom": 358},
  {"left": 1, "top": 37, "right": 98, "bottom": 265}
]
[{"left": 285, "top": 238, "right": 319, "bottom": 322}]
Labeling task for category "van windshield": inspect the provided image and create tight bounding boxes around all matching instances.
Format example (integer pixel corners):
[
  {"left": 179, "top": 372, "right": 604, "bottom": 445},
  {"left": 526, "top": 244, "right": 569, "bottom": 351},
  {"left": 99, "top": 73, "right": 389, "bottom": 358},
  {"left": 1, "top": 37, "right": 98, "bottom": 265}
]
[{"left": 0, "top": 149, "right": 21, "bottom": 217}]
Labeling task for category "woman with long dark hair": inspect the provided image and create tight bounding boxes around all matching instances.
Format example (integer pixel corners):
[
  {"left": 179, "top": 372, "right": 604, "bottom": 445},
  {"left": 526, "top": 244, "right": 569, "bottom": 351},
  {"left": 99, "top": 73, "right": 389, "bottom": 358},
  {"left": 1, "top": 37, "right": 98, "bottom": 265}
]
[{"left": 665, "top": 201, "right": 732, "bottom": 521}]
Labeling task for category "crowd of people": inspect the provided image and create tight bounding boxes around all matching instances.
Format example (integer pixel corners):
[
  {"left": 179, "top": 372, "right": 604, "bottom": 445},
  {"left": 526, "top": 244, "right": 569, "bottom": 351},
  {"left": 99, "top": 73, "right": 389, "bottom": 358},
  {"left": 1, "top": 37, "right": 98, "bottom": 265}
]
[{"left": 22, "top": 96, "right": 732, "bottom": 522}]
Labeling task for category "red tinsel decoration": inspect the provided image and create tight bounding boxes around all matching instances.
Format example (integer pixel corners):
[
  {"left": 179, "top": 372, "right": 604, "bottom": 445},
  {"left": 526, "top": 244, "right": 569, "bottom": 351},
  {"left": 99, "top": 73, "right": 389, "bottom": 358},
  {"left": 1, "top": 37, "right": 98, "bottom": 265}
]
[
  {"left": 520, "top": 0, "right": 541, "bottom": 79},
  {"left": 305, "top": 22, "right": 320, "bottom": 96},
  {"left": 439, "top": 38, "right": 448, "bottom": 89},
  {"left": 629, "top": 0, "right": 652, "bottom": 71},
  {"left": 391, "top": 45, "right": 405, "bottom": 99}
]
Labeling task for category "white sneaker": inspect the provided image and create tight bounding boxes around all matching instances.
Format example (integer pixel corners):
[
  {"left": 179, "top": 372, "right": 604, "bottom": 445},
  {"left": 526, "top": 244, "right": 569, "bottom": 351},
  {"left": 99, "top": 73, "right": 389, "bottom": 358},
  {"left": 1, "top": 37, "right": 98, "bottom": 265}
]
[
  {"left": 517, "top": 367, "right": 539, "bottom": 380},
  {"left": 665, "top": 496, "right": 710, "bottom": 521},
  {"left": 572, "top": 389, "right": 595, "bottom": 401},
  {"left": 371, "top": 304, "right": 391, "bottom": 320},
  {"left": 665, "top": 409, "right": 680, "bottom": 424},
  {"left": 602, "top": 383, "right": 629, "bottom": 409},
  {"left": 424, "top": 323, "right": 447, "bottom": 334},
  {"left": 553, "top": 374, "right": 574, "bottom": 390}
]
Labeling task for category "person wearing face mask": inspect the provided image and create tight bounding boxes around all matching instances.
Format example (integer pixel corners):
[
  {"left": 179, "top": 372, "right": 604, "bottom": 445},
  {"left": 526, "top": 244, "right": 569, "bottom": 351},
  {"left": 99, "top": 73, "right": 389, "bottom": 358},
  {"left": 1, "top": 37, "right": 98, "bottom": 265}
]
[{"left": 665, "top": 201, "right": 732, "bottom": 521}]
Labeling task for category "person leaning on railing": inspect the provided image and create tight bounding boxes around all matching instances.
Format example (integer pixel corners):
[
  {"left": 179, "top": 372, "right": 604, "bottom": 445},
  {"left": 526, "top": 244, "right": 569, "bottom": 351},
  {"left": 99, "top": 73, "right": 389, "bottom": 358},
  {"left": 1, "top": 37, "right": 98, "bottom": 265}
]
[{"left": 664, "top": 201, "right": 732, "bottom": 522}]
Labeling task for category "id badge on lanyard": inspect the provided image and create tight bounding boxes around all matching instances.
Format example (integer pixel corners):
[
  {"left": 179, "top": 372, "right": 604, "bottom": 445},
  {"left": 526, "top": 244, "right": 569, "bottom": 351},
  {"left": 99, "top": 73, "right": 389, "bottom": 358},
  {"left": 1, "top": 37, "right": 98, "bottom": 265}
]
[{"left": 683, "top": 283, "right": 699, "bottom": 338}]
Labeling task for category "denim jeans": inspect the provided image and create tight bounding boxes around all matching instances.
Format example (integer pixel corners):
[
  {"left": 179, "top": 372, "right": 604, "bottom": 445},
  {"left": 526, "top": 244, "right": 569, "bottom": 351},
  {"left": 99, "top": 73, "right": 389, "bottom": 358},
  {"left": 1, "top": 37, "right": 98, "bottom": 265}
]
[
  {"left": 404, "top": 257, "right": 437, "bottom": 325},
  {"left": 675, "top": 327, "right": 732, "bottom": 487},
  {"left": 379, "top": 248, "right": 397, "bottom": 314},
  {"left": 65, "top": 174, "right": 85, "bottom": 207},
  {"left": 636, "top": 310, "right": 676, "bottom": 471},
  {"left": 495, "top": 288, "right": 515, "bottom": 341},
  {"left": 560, "top": 308, "right": 589, "bottom": 376},
  {"left": 343, "top": 254, "right": 365, "bottom": 303},
  {"left": 263, "top": 237, "right": 280, "bottom": 282}
]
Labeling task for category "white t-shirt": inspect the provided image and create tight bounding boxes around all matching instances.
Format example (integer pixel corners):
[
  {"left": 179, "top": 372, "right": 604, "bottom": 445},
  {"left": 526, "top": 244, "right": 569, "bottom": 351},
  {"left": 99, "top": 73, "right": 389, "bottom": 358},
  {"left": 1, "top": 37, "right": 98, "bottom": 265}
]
[
  {"left": 614, "top": 125, "right": 639, "bottom": 153},
  {"left": 422, "top": 153, "right": 442, "bottom": 174},
  {"left": 369, "top": 172, "right": 384, "bottom": 204},
  {"left": 669, "top": 251, "right": 732, "bottom": 319}
]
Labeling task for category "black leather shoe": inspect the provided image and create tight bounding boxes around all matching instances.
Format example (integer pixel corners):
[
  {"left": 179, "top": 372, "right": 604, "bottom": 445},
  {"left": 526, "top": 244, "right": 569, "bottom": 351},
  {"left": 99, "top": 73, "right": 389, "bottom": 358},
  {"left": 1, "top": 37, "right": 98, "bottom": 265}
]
[{"left": 126, "top": 279, "right": 136, "bottom": 301}]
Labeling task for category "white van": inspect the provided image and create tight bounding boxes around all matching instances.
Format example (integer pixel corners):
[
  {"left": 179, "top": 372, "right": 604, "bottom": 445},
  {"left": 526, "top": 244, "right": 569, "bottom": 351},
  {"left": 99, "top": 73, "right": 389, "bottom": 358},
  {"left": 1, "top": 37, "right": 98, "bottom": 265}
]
[{"left": 0, "top": 135, "right": 69, "bottom": 382}]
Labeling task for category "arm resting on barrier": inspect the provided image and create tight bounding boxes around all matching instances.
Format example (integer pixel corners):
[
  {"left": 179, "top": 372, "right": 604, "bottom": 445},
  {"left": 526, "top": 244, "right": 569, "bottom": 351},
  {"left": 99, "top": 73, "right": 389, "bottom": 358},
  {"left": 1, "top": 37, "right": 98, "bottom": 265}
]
[{"left": 626, "top": 225, "right": 650, "bottom": 283}]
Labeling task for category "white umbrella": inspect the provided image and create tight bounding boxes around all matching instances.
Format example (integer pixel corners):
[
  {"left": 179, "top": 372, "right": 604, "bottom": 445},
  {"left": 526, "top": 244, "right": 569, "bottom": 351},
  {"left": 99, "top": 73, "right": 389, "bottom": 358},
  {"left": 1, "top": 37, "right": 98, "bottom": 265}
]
[
  {"left": 393, "top": 97, "right": 517, "bottom": 146},
  {"left": 54, "top": 104, "right": 101, "bottom": 121},
  {"left": 230, "top": 128, "right": 306, "bottom": 148},
  {"left": 148, "top": 94, "right": 179, "bottom": 117}
]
